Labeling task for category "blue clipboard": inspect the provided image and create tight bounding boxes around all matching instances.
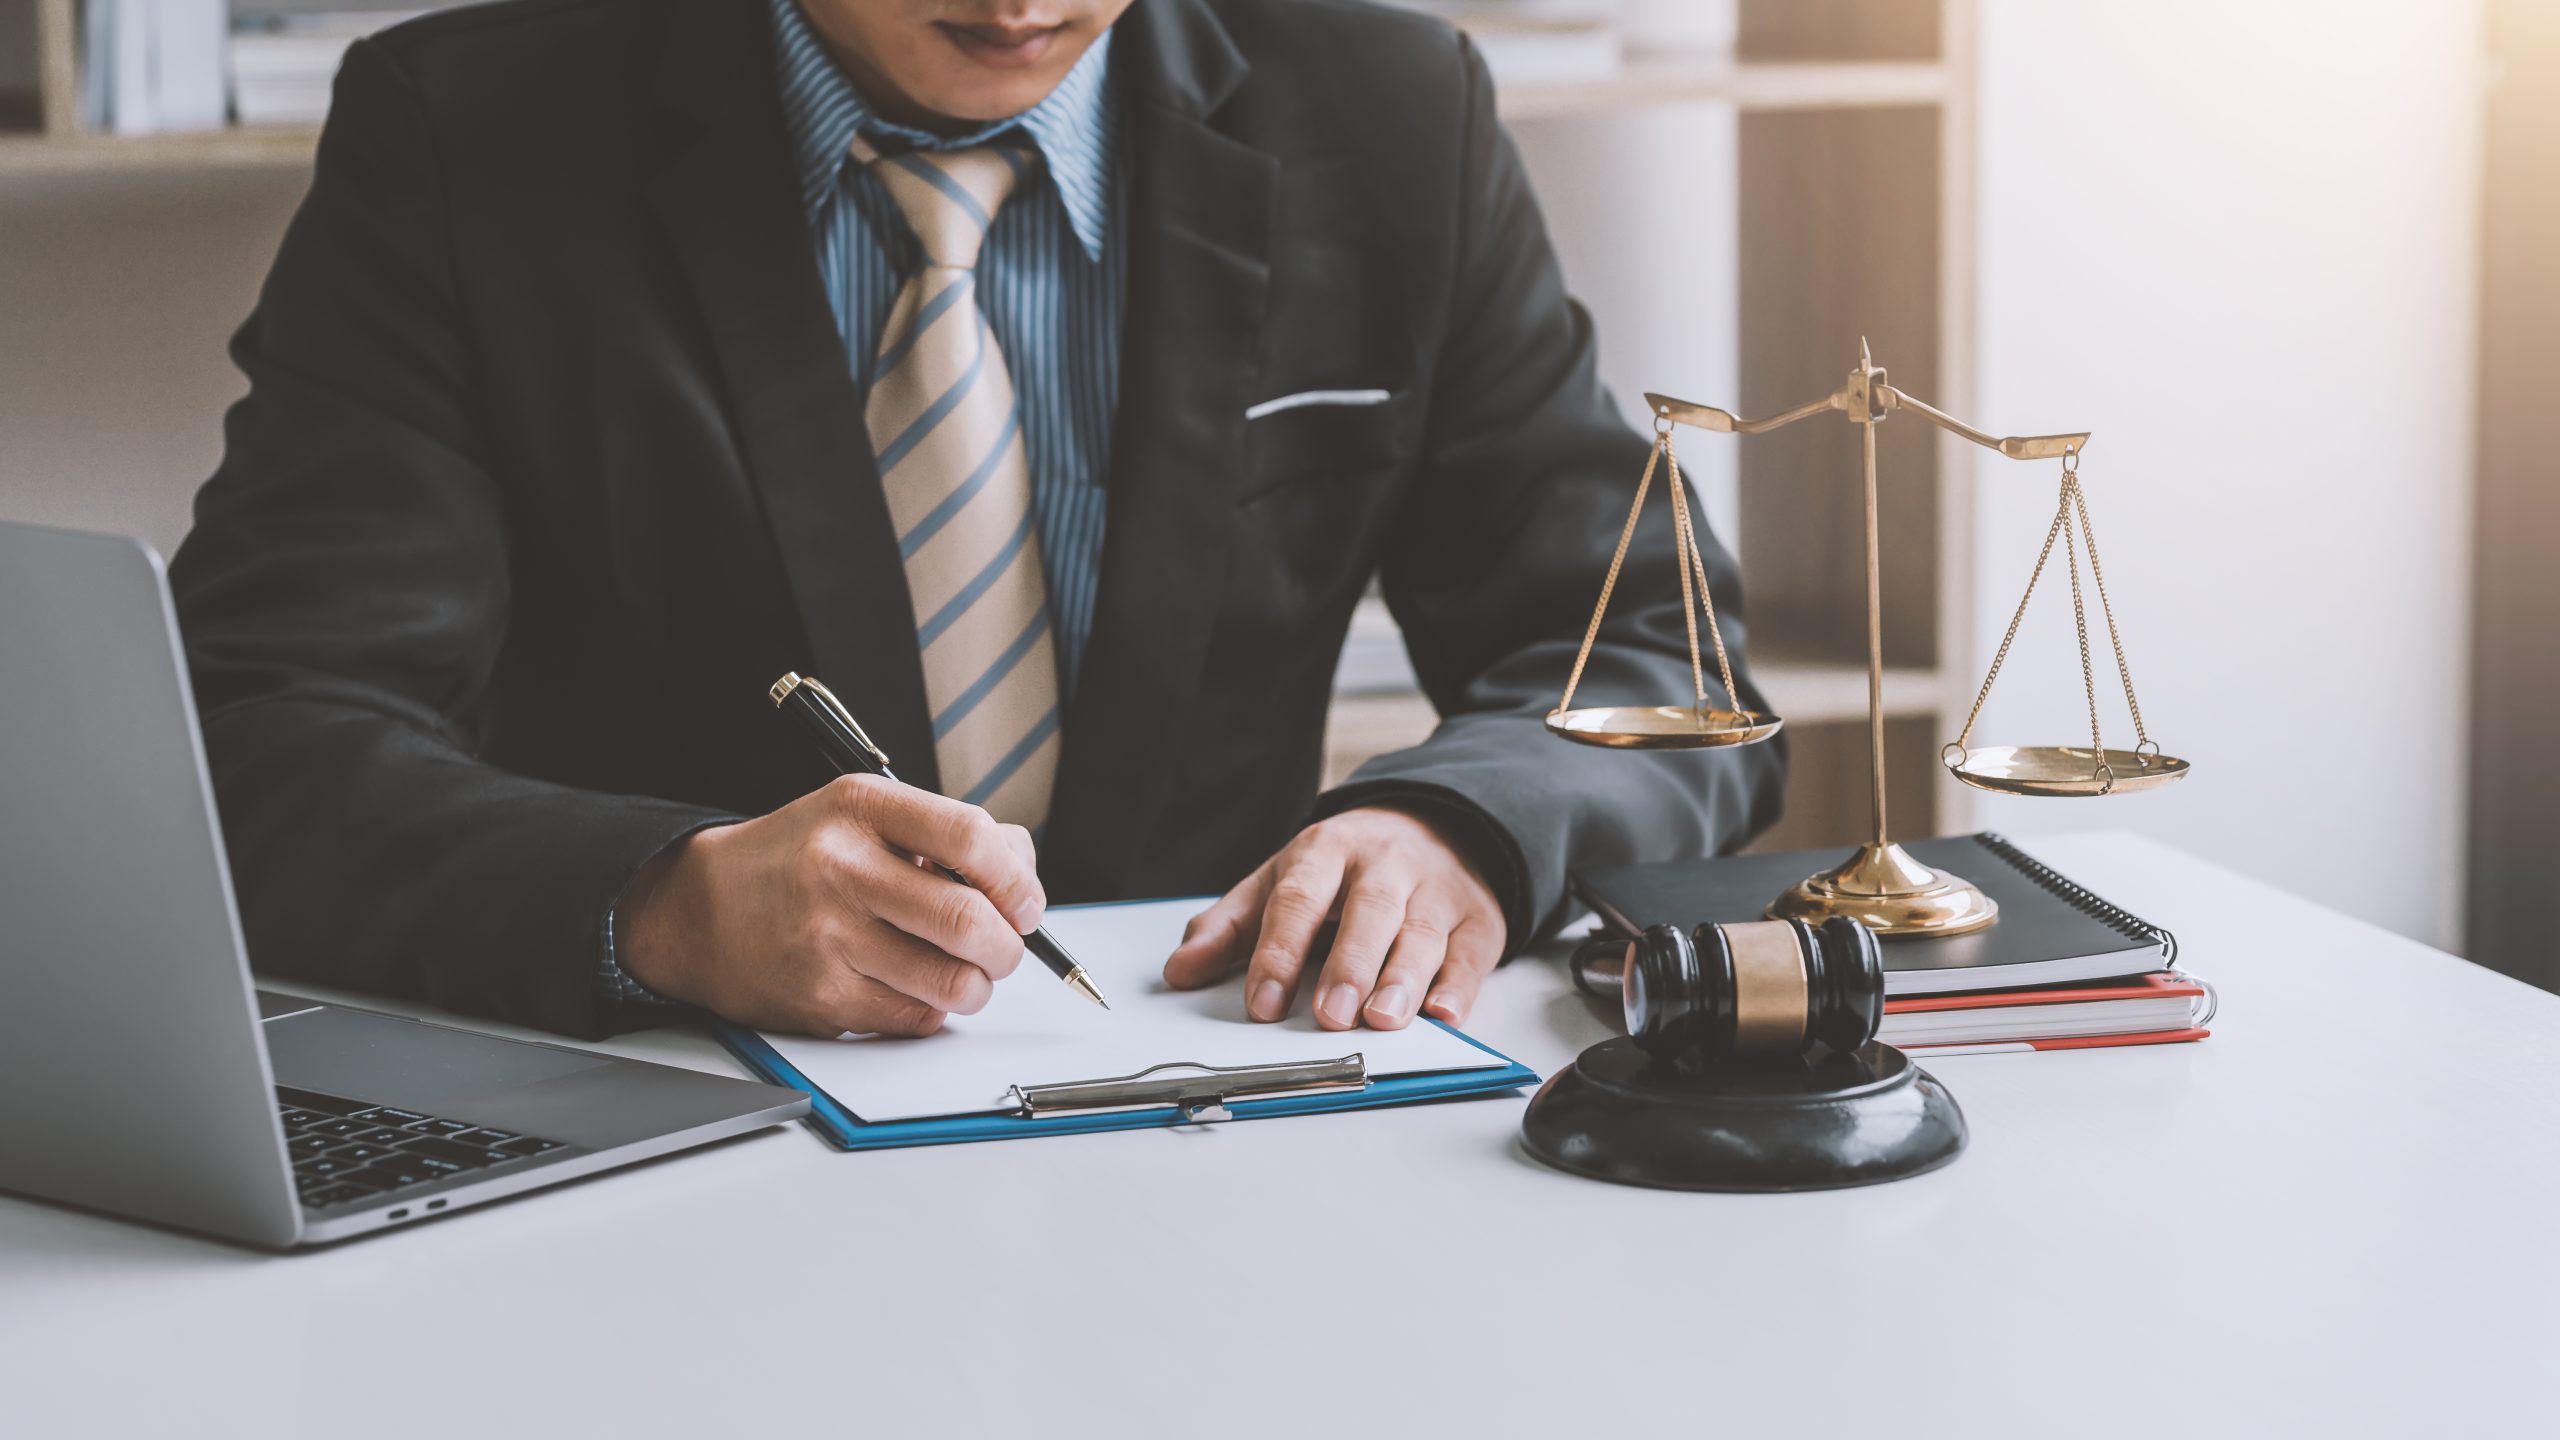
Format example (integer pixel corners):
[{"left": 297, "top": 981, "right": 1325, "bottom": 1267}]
[{"left": 714, "top": 1017, "right": 1538, "bottom": 1152}]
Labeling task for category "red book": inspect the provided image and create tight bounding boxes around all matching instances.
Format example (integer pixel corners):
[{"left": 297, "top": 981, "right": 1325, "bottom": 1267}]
[{"left": 1881, "top": 972, "right": 2214, "bottom": 1054}]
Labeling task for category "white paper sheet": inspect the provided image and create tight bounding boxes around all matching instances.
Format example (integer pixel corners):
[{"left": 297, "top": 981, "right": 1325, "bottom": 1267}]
[{"left": 760, "top": 898, "right": 1507, "bottom": 1122}]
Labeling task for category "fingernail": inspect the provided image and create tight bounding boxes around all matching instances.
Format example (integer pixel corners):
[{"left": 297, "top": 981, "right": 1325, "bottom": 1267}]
[
  {"left": 1249, "top": 979, "right": 1286, "bottom": 1022},
  {"left": 1423, "top": 992, "right": 1458, "bottom": 1022},
  {"left": 1319, "top": 983, "right": 1360, "bottom": 1028},
  {"left": 1366, "top": 985, "right": 1412, "bottom": 1026}
]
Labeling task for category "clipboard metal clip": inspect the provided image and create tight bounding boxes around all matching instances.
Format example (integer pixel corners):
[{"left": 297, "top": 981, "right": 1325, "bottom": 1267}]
[{"left": 1011, "top": 1055, "right": 1370, "bottom": 1123}]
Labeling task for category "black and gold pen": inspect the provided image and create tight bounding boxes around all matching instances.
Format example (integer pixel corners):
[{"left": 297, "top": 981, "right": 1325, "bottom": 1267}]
[{"left": 769, "top": 672, "right": 1109, "bottom": 1010}]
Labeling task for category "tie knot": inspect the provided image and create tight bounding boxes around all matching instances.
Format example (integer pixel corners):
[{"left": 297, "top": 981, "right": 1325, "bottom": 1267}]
[{"left": 854, "top": 138, "right": 1036, "bottom": 271}]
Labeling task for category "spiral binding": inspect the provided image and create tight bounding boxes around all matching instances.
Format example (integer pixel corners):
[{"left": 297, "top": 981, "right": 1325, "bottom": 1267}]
[{"left": 1975, "top": 831, "right": 2180, "bottom": 967}]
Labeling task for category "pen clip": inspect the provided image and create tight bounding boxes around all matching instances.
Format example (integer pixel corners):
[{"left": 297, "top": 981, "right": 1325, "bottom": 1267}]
[{"left": 771, "top": 671, "right": 894, "bottom": 771}]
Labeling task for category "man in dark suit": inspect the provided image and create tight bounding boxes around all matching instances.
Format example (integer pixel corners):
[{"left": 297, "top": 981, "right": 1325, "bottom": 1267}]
[{"left": 170, "top": 0, "right": 1782, "bottom": 1043}]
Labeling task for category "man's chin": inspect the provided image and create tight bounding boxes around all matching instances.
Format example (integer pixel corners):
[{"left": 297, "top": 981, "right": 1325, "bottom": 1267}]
[{"left": 921, "top": 77, "right": 1072, "bottom": 126}]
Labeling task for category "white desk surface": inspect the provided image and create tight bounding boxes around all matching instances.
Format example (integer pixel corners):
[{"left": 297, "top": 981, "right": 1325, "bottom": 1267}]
[{"left": 5, "top": 832, "right": 2556, "bottom": 1438}]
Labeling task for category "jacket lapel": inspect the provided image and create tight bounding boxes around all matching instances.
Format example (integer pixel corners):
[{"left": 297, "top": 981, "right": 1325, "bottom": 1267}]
[
  {"left": 1044, "top": 0, "right": 1274, "bottom": 898},
  {"left": 642, "top": 0, "right": 940, "bottom": 788}
]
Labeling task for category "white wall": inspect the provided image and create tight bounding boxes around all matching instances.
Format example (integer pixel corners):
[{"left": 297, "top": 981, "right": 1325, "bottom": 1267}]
[
  {"left": 1514, "top": 102, "right": 1742, "bottom": 548},
  {"left": 1966, "top": 0, "right": 2481, "bottom": 948}
]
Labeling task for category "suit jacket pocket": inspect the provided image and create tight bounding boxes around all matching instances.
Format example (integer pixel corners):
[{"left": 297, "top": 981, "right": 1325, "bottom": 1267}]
[{"left": 1239, "top": 387, "right": 1411, "bottom": 502}]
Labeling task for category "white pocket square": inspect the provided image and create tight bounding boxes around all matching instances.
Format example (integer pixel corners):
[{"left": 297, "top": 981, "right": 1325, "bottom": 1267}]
[{"left": 1243, "top": 388, "right": 1393, "bottom": 422}]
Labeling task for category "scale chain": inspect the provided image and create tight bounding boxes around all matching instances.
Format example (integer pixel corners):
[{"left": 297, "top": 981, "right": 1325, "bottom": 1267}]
[
  {"left": 2066, "top": 473, "right": 2153, "bottom": 751},
  {"left": 1555, "top": 436, "right": 1661, "bottom": 715},
  {"left": 1667, "top": 442, "right": 1744, "bottom": 717},
  {"left": 1950, "top": 476, "right": 2074, "bottom": 754},
  {"left": 2059, "top": 478, "right": 2112, "bottom": 791},
  {"left": 1663, "top": 436, "right": 1712, "bottom": 711},
  {"left": 1555, "top": 429, "right": 1743, "bottom": 729}
]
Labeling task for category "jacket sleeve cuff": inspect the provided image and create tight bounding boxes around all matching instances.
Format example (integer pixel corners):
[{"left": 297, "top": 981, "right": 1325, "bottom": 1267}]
[{"left": 592, "top": 817, "right": 739, "bottom": 1022}]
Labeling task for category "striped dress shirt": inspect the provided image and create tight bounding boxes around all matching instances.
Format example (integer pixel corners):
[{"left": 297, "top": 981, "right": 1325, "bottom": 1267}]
[
  {"left": 597, "top": 3, "right": 1126, "bottom": 1006},
  {"left": 769, "top": 0, "right": 1124, "bottom": 698}
]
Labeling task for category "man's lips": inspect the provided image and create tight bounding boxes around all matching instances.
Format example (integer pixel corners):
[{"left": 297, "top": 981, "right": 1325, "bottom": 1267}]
[{"left": 935, "top": 20, "right": 1065, "bottom": 68}]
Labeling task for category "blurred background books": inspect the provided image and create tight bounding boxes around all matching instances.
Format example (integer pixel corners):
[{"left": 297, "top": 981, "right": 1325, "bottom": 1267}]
[
  {"left": 229, "top": 5, "right": 426, "bottom": 127},
  {"left": 82, "top": 0, "right": 1750, "bottom": 135},
  {"left": 81, "top": 0, "right": 225, "bottom": 133},
  {"left": 78, "top": 0, "right": 444, "bottom": 133}
]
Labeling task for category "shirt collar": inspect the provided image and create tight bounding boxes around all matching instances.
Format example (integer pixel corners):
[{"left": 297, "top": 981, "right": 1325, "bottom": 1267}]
[{"left": 767, "top": 0, "right": 1114, "bottom": 261}]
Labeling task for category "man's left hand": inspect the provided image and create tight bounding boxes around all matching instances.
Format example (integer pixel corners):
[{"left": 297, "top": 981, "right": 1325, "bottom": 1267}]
[{"left": 1162, "top": 807, "right": 1507, "bottom": 1030}]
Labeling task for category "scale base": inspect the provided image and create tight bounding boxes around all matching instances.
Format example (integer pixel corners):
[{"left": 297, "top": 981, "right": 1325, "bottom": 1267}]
[
  {"left": 1519, "top": 1038, "right": 1967, "bottom": 1192},
  {"left": 1765, "top": 841, "right": 2000, "bottom": 937}
]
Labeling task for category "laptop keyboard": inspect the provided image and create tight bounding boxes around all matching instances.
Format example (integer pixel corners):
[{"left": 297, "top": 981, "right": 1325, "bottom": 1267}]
[{"left": 276, "top": 1085, "right": 568, "bottom": 1210}]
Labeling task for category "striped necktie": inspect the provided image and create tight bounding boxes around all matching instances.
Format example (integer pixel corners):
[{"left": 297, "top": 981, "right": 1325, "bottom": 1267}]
[{"left": 857, "top": 136, "right": 1061, "bottom": 828}]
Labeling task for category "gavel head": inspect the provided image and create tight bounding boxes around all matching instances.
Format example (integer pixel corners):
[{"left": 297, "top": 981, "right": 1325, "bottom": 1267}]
[{"left": 1574, "top": 916, "right": 1884, "bottom": 1064}]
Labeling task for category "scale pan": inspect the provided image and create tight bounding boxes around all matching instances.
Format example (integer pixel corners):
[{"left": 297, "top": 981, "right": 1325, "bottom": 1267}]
[
  {"left": 1544, "top": 705, "right": 1783, "bottom": 750},
  {"left": 1947, "top": 744, "right": 2188, "bottom": 797}
]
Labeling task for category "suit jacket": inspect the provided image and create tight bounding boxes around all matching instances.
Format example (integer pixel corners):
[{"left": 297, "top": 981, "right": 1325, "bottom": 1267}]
[{"left": 169, "top": 0, "right": 1786, "bottom": 1039}]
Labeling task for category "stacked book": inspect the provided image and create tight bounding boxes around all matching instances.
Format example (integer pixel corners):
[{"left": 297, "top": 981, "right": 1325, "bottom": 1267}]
[
  {"left": 81, "top": 0, "right": 231, "bottom": 134},
  {"left": 1877, "top": 971, "right": 2212, "bottom": 1056},
  {"left": 230, "top": 4, "right": 440, "bottom": 127},
  {"left": 77, "top": 1, "right": 466, "bottom": 131},
  {"left": 1573, "top": 832, "right": 2215, "bottom": 1056}
]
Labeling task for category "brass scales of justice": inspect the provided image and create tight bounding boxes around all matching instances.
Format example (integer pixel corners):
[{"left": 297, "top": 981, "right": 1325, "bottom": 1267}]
[{"left": 1547, "top": 340, "right": 2190, "bottom": 937}]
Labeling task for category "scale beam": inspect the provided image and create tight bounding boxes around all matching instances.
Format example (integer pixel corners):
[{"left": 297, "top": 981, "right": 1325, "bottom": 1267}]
[
  {"left": 1642, "top": 385, "right": 2090, "bottom": 462},
  {"left": 1878, "top": 386, "right": 2088, "bottom": 461},
  {"left": 1642, "top": 391, "right": 1844, "bottom": 436}
]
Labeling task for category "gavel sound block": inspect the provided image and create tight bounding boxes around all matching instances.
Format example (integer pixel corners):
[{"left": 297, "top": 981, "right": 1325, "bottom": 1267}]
[{"left": 1519, "top": 917, "right": 1968, "bottom": 1192}]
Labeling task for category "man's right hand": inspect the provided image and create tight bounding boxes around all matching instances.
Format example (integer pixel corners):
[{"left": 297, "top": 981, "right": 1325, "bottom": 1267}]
[{"left": 615, "top": 775, "right": 1044, "bottom": 1038}]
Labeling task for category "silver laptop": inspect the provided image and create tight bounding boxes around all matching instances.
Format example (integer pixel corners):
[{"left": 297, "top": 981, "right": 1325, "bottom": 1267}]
[{"left": 0, "top": 520, "right": 809, "bottom": 1247}]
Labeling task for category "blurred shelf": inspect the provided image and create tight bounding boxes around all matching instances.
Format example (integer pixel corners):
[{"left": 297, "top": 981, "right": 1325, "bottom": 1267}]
[
  {"left": 1499, "top": 59, "right": 1947, "bottom": 121},
  {"left": 0, "top": 58, "right": 1947, "bottom": 175},
  {"left": 1320, "top": 654, "right": 1943, "bottom": 792},
  {"left": 0, "top": 125, "right": 320, "bottom": 175},
  {"left": 1748, "top": 655, "right": 1947, "bottom": 724},
  {"left": 1323, "top": 692, "right": 1441, "bottom": 788}
]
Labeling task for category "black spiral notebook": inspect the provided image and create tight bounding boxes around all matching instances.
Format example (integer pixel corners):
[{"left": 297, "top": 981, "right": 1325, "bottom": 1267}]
[{"left": 1571, "top": 832, "right": 2177, "bottom": 996}]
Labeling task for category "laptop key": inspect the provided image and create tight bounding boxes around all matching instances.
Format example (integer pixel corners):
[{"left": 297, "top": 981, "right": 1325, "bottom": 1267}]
[
  {"left": 308, "top": 1118, "right": 372, "bottom": 1139},
  {"left": 454, "top": 1127, "right": 521, "bottom": 1147},
  {"left": 279, "top": 1108, "right": 324, "bottom": 1128},
  {"left": 353, "top": 1106, "right": 432, "bottom": 1128},
  {"left": 351, "top": 1127, "right": 414, "bottom": 1147},
  {"left": 299, "top": 1183, "right": 370, "bottom": 1208},
  {"left": 295, "top": 1155, "right": 364, "bottom": 1178},
  {"left": 274, "top": 1086, "right": 371, "bottom": 1117},
  {"left": 493, "top": 1136, "right": 564, "bottom": 1157},
  {"left": 286, "top": 1135, "right": 340, "bottom": 1158},
  {"left": 407, "top": 1119, "right": 472, "bottom": 1137},
  {"left": 328, "top": 1143, "right": 398, "bottom": 1165},
  {"left": 399, "top": 1136, "right": 500, "bottom": 1168},
  {"left": 342, "top": 1162, "right": 437, "bottom": 1192}
]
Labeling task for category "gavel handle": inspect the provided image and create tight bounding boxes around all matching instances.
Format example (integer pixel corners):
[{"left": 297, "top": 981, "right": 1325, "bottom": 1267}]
[{"left": 1570, "top": 937, "right": 1630, "bottom": 1000}]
